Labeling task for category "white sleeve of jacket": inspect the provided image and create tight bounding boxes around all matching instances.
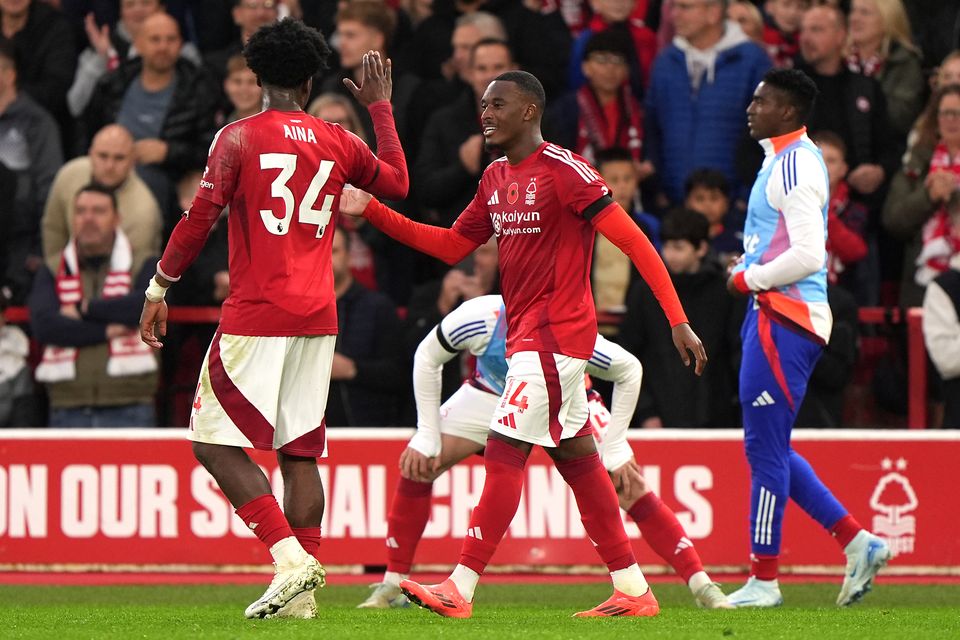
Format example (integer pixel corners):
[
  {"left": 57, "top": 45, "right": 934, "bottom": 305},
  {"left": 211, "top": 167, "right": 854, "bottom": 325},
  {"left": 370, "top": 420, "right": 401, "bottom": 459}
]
[
  {"left": 408, "top": 295, "right": 502, "bottom": 457},
  {"left": 586, "top": 335, "right": 642, "bottom": 471},
  {"left": 923, "top": 282, "right": 960, "bottom": 380},
  {"left": 744, "top": 148, "right": 828, "bottom": 292}
]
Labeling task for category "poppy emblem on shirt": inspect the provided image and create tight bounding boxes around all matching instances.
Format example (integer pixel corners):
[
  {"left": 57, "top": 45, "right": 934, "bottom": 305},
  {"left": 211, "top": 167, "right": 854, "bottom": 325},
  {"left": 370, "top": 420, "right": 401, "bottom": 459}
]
[{"left": 507, "top": 182, "right": 520, "bottom": 204}]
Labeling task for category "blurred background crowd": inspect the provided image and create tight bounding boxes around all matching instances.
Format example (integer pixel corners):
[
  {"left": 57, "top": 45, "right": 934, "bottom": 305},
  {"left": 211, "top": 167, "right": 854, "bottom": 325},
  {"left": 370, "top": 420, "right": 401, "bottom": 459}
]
[{"left": 1, "top": 0, "right": 959, "bottom": 430}]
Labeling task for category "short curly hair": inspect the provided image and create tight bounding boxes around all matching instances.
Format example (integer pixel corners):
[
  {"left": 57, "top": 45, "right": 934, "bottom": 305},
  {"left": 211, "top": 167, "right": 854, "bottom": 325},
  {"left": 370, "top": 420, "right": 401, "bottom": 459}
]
[{"left": 243, "top": 18, "right": 331, "bottom": 89}]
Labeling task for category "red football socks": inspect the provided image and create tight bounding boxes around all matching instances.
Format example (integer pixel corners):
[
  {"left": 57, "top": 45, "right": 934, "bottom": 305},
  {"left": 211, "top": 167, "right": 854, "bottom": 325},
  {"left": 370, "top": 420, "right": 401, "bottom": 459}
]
[
  {"left": 235, "top": 494, "right": 295, "bottom": 549},
  {"left": 627, "top": 492, "right": 704, "bottom": 582},
  {"left": 556, "top": 452, "right": 636, "bottom": 572},
  {"left": 459, "top": 439, "right": 528, "bottom": 574},
  {"left": 830, "top": 514, "right": 863, "bottom": 549},
  {"left": 386, "top": 477, "right": 434, "bottom": 574},
  {"left": 751, "top": 554, "right": 779, "bottom": 581},
  {"left": 292, "top": 526, "right": 322, "bottom": 560}
]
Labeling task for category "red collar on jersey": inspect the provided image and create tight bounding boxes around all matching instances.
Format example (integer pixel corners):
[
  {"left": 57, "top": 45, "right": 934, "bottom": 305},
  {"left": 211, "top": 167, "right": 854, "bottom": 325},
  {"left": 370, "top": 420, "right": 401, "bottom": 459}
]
[{"left": 768, "top": 127, "right": 807, "bottom": 154}]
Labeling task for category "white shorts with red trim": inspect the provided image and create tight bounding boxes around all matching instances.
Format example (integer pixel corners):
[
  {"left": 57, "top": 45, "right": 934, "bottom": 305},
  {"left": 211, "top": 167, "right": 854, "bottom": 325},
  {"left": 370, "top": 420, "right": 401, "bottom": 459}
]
[
  {"left": 439, "top": 383, "right": 500, "bottom": 446},
  {"left": 187, "top": 331, "right": 334, "bottom": 457},
  {"left": 488, "top": 351, "right": 590, "bottom": 448}
]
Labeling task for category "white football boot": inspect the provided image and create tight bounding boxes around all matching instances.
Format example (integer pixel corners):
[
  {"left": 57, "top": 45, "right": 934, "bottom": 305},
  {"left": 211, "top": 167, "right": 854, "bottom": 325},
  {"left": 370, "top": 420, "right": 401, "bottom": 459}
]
[
  {"left": 837, "top": 530, "right": 892, "bottom": 606},
  {"left": 357, "top": 582, "right": 411, "bottom": 609},
  {"left": 269, "top": 590, "right": 317, "bottom": 619},
  {"left": 727, "top": 577, "right": 784, "bottom": 608},
  {"left": 244, "top": 552, "right": 326, "bottom": 619}
]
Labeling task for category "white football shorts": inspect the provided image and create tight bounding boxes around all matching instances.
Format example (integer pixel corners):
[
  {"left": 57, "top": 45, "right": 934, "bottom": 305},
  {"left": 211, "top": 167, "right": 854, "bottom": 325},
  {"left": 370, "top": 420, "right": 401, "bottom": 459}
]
[
  {"left": 188, "top": 331, "right": 334, "bottom": 457},
  {"left": 488, "top": 351, "right": 590, "bottom": 447}
]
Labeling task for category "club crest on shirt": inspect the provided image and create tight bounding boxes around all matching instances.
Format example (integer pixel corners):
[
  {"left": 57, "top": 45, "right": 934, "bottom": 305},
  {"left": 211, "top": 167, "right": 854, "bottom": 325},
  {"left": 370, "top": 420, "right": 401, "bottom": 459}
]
[
  {"left": 507, "top": 182, "right": 520, "bottom": 204},
  {"left": 525, "top": 178, "right": 537, "bottom": 205}
]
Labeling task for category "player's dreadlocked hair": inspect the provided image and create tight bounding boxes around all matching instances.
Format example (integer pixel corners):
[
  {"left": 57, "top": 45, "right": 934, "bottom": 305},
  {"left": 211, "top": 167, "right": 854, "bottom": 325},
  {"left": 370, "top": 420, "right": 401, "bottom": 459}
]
[
  {"left": 493, "top": 70, "right": 546, "bottom": 114},
  {"left": 762, "top": 68, "right": 819, "bottom": 124},
  {"left": 244, "top": 18, "right": 331, "bottom": 89}
]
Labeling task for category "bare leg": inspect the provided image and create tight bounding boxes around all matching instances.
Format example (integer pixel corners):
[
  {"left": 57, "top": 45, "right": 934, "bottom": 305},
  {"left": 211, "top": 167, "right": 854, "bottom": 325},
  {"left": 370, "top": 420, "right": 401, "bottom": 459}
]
[
  {"left": 278, "top": 452, "right": 324, "bottom": 528},
  {"left": 192, "top": 441, "right": 271, "bottom": 507}
]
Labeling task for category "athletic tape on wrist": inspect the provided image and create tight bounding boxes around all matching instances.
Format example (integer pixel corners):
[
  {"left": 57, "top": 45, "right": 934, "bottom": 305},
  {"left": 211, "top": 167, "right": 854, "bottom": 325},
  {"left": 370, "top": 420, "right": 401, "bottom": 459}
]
[{"left": 144, "top": 276, "right": 168, "bottom": 303}]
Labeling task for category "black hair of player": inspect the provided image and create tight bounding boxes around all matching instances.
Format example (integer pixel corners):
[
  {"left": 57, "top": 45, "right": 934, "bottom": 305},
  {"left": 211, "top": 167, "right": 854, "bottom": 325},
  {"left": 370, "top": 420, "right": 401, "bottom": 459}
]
[
  {"left": 684, "top": 168, "right": 730, "bottom": 198},
  {"left": 583, "top": 28, "right": 633, "bottom": 62},
  {"left": 761, "top": 68, "right": 819, "bottom": 124},
  {"left": 76, "top": 182, "right": 119, "bottom": 212},
  {"left": 661, "top": 208, "right": 710, "bottom": 247},
  {"left": 244, "top": 18, "right": 331, "bottom": 89},
  {"left": 493, "top": 70, "right": 546, "bottom": 114}
]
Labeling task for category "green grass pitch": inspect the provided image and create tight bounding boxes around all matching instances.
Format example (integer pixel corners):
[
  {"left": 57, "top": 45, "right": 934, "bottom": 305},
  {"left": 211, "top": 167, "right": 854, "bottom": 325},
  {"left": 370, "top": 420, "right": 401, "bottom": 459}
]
[{"left": 6, "top": 582, "right": 960, "bottom": 639}]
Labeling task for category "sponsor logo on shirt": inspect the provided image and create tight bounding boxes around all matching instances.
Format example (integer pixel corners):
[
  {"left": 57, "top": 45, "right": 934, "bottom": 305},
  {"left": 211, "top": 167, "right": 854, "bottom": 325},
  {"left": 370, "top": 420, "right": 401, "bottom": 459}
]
[{"left": 489, "top": 210, "right": 542, "bottom": 237}]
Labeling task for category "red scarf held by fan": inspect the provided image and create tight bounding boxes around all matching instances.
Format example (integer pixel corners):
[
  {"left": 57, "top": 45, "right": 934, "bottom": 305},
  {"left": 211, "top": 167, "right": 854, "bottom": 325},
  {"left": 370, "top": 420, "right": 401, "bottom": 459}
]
[
  {"left": 575, "top": 84, "right": 643, "bottom": 164},
  {"left": 916, "top": 143, "right": 960, "bottom": 285}
]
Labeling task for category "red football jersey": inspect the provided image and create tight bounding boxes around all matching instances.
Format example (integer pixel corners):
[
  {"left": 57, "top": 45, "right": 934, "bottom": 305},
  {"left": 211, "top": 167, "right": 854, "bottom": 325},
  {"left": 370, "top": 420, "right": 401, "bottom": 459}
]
[
  {"left": 196, "top": 110, "right": 383, "bottom": 336},
  {"left": 452, "top": 142, "right": 615, "bottom": 359}
]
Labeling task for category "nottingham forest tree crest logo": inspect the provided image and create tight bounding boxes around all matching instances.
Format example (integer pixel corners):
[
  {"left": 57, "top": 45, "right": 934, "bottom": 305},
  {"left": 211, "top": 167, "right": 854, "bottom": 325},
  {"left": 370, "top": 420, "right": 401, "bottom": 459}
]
[{"left": 870, "top": 457, "right": 917, "bottom": 556}]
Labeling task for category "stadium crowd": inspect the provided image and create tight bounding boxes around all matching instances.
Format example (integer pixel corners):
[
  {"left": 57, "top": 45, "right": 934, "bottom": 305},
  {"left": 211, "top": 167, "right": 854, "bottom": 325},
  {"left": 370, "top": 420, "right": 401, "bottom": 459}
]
[{"left": 1, "top": 0, "right": 959, "bottom": 429}]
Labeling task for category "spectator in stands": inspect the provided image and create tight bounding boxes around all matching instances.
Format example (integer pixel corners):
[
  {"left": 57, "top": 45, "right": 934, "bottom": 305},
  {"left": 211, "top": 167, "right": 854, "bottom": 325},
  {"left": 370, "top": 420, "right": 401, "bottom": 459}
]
[
  {"left": 321, "top": 1, "right": 420, "bottom": 151},
  {"left": 727, "top": 0, "right": 764, "bottom": 44},
  {"left": 83, "top": 12, "right": 218, "bottom": 217},
  {"left": 797, "top": 5, "right": 899, "bottom": 201},
  {"left": 220, "top": 54, "right": 262, "bottom": 124},
  {"left": 645, "top": 0, "right": 770, "bottom": 205},
  {"left": 593, "top": 147, "right": 661, "bottom": 313},
  {"left": 813, "top": 131, "right": 869, "bottom": 291},
  {"left": 68, "top": 0, "right": 203, "bottom": 119},
  {"left": 922, "top": 213, "right": 960, "bottom": 429},
  {"left": 29, "top": 184, "right": 159, "bottom": 428},
  {"left": 0, "top": 41, "right": 63, "bottom": 305},
  {"left": 42, "top": 124, "right": 162, "bottom": 274},
  {"left": 444, "top": 11, "right": 506, "bottom": 92},
  {"left": 326, "top": 226, "right": 407, "bottom": 427},
  {"left": 619, "top": 208, "right": 741, "bottom": 428},
  {"left": 883, "top": 84, "right": 960, "bottom": 307},
  {"left": 794, "top": 285, "right": 860, "bottom": 428},
  {"left": 547, "top": 29, "right": 646, "bottom": 166},
  {"left": 683, "top": 168, "right": 743, "bottom": 265},
  {"left": 0, "top": 289, "right": 33, "bottom": 427},
  {"left": 933, "top": 51, "right": 960, "bottom": 91},
  {"left": 846, "top": 0, "right": 925, "bottom": 142},
  {"left": 0, "top": 0, "right": 75, "bottom": 130},
  {"left": 203, "top": 0, "right": 277, "bottom": 96},
  {"left": 416, "top": 38, "right": 514, "bottom": 227},
  {"left": 308, "top": 93, "right": 369, "bottom": 145},
  {"left": 567, "top": 0, "right": 658, "bottom": 100},
  {"left": 903, "top": 0, "right": 960, "bottom": 73},
  {"left": 762, "top": 0, "right": 807, "bottom": 68}
]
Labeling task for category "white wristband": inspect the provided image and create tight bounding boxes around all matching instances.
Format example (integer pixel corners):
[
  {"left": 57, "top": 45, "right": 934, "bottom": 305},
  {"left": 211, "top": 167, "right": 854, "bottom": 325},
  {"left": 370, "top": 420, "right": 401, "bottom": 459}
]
[{"left": 145, "top": 276, "right": 169, "bottom": 303}]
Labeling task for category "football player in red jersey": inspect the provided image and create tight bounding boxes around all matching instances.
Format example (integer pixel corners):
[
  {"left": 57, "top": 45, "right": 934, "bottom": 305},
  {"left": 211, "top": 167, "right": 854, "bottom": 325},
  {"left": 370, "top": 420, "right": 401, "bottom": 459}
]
[
  {"left": 341, "top": 70, "right": 707, "bottom": 619},
  {"left": 138, "top": 19, "right": 409, "bottom": 619}
]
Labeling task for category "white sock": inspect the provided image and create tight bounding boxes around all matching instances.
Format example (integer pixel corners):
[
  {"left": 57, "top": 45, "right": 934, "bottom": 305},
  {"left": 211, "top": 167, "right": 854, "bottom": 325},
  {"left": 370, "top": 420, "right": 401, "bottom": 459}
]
[
  {"left": 383, "top": 571, "right": 407, "bottom": 588},
  {"left": 449, "top": 564, "right": 480, "bottom": 602},
  {"left": 269, "top": 536, "right": 306, "bottom": 569},
  {"left": 610, "top": 564, "right": 649, "bottom": 597},
  {"left": 687, "top": 570, "right": 711, "bottom": 595}
]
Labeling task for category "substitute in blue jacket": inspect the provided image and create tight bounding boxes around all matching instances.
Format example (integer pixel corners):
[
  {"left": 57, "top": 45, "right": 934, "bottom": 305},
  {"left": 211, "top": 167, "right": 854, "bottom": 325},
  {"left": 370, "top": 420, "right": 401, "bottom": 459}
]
[{"left": 726, "top": 69, "right": 891, "bottom": 608}]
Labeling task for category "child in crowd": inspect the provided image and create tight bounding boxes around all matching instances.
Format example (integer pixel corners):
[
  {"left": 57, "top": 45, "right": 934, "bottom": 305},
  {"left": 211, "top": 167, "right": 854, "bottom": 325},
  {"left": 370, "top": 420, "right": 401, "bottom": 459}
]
[
  {"left": 620, "top": 209, "right": 741, "bottom": 428},
  {"left": 814, "top": 131, "right": 869, "bottom": 288},
  {"left": 222, "top": 54, "right": 263, "bottom": 125},
  {"left": 762, "top": 0, "right": 809, "bottom": 68},
  {"left": 593, "top": 147, "right": 660, "bottom": 311},
  {"left": 683, "top": 168, "right": 744, "bottom": 266}
]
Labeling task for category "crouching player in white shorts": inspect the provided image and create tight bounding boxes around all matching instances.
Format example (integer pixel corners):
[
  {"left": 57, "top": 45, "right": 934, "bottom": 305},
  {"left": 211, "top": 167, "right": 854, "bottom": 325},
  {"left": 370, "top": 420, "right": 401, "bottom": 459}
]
[{"left": 358, "top": 295, "right": 732, "bottom": 610}]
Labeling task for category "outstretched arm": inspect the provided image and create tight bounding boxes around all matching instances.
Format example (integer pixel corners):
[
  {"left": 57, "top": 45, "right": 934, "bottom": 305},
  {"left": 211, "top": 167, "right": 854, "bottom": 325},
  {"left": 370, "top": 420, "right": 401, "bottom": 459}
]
[
  {"left": 344, "top": 51, "right": 409, "bottom": 201},
  {"left": 593, "top": 203, "right": 707, "bottom": 375},
  {"left": 343, "top": 191, "right": 481, "bottom": 264}
]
